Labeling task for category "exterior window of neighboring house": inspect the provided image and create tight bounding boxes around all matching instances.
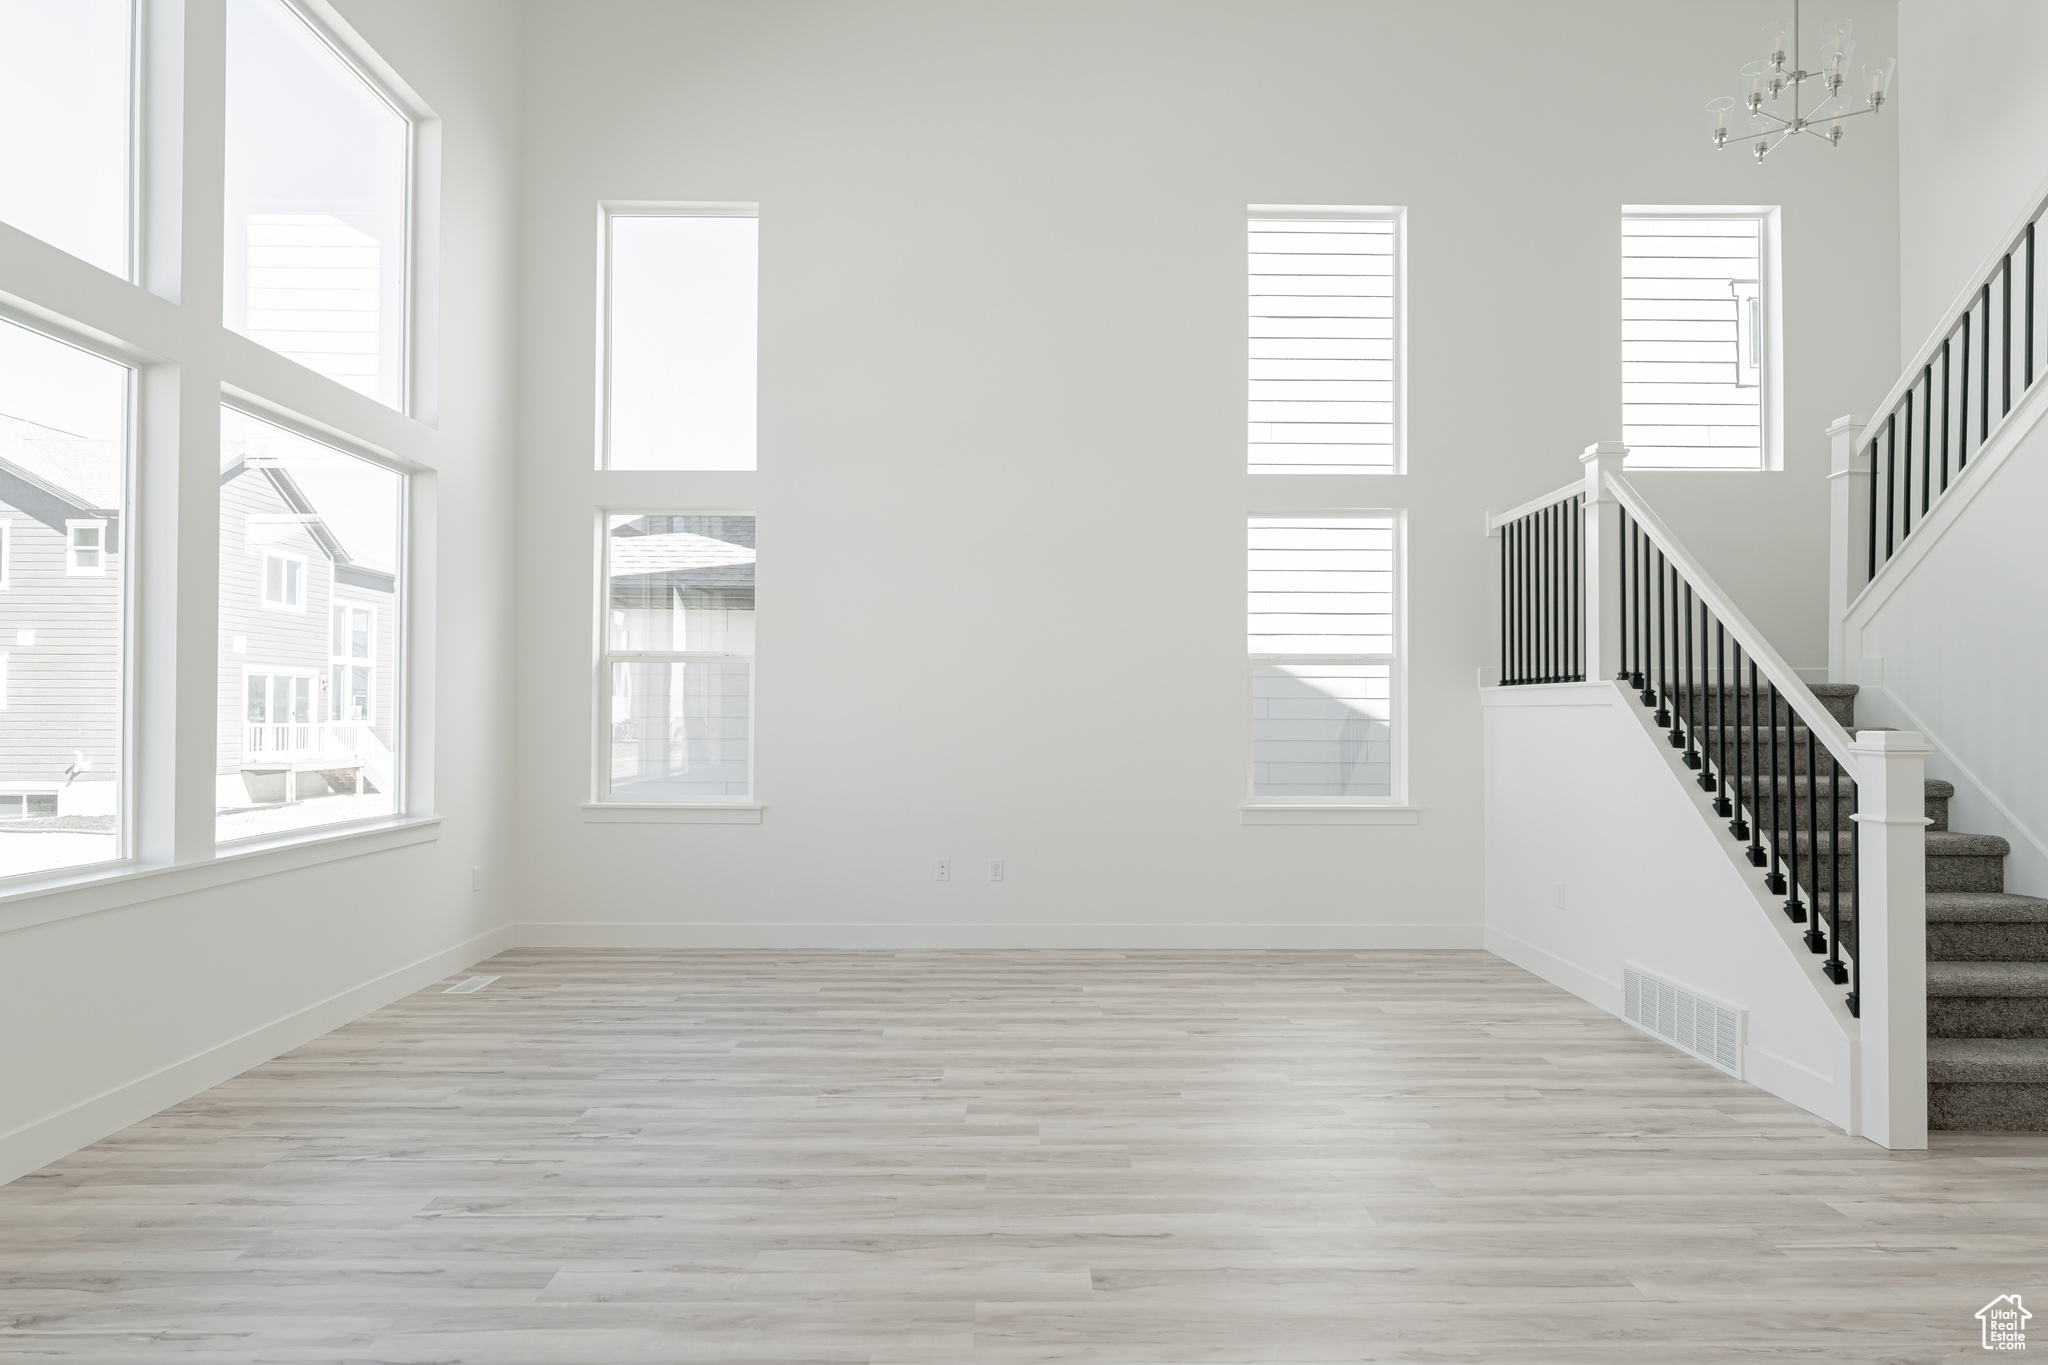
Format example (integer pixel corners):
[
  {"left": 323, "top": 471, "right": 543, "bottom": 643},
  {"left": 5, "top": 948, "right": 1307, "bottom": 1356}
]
[
  {"left": 0, "top": 316, "right": 128, "bottom": 876},
  {"left": 330, "top": 603, "right": 374, "bottom": 722},
  {"left": 601, "top": 513, "right": 754, "bottom": 800},
  {"left": 0, "top": 0, "right": 133, "bottom": 278},
  {"left": 603, "top": 208, "right": 759, "bottom": 470},
  {"left": 1249, "top": 207, "right": 1403, "bottom": 474},
  {"left": 1247, "top": 515, "right": 1401, "bottom": 802},
  {"left": 67, "top": 520, "right": 107, "bottom": 575},
  {"left": 262, "top": 551, "right": 304, "bottom": 608},
  {"left": 219, "top": 406, "right": 404, "bottom": 843},
  {"left": 224, "top": 0, "right": 412, "bottom": 410},
  {"left": 1622, "top": 208, "right": 1780, "bottom": 470}
]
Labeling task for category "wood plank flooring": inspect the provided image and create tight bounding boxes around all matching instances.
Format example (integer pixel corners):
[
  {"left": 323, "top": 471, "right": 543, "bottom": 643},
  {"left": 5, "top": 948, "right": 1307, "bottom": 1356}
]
[{"left": 1, "top": 948, "right": 2043, "bottom": 1362}]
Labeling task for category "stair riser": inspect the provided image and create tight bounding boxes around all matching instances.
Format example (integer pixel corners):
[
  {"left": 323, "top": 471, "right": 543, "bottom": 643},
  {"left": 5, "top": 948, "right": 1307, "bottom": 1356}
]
[
  {"left": 1930, "top": 997, "right": 2048, "bottom": 1038},
  {"left": 1928, "top": 923, "right": 2048, "bottom": 962},
  {"left": 1929, "top": 1084, "right": 2048, "bottom": 1130}
]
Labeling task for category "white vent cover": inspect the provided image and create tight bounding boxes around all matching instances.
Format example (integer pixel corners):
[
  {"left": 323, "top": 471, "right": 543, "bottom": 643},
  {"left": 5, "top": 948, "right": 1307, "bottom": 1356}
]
[
  {"left": 1623, "top": 964, "right": 1742, "bottom": 1076},
  {"left": 444, "top": 975, "right": 499, "bottom": 995}
]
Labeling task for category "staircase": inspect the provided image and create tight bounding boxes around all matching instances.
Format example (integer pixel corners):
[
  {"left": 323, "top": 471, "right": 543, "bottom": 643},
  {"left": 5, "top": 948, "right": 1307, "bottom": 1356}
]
[{"left": 1699, "top": 679, "right": 2048, "bottom": 1130}]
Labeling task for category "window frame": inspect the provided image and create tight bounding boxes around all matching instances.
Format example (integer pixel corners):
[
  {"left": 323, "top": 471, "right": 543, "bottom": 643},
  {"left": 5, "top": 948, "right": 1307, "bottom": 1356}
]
[
  {"left": 329, "top": 601, "right": 376, "bottom": 723},
  {"left": 1620, "top": 204, "right": 1784, "bottom": 472},
  {"left": 66, "top": 519, "right": 110, "bottom": 576},
  {"left": 593, "top": 508, "right": 757, "bottom": 807},
  {"left": 1243, "top": 508, "right": 1408, "bottom": 810},
  {"left": 259, "top": 549, "right": 306, "bottom": 610},
  {"left": 595, "top": 201, "right": 761, "bottom": 472},
  {"left": 1247, "top": 204, "right": 1407, "bottom": 477}
]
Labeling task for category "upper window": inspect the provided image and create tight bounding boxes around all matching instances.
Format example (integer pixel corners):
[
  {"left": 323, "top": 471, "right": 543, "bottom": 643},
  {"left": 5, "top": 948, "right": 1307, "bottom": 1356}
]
[
  {"left": 1247, "top": 516, "right": 1399, "bottom": 802},
  {"left": 219, "top": 407, "right": 404, "bottom": 843},
  {"left": 0, "top": 316, "right": 129, "bottom": 876},
  {"left": 604, "top": 209, "right": 759, "bottom": 470},
  {"left": 1622, "top": 210, "right": 1777, "bottom": 470},
  {"left": 0, "top": 0, "right": 133, "bottom": 278},
  {"left": 602, "top": 514, "right": 754, "bottom": 799},
  {"left": 1248, "top": 209, "right": 1402, "bottom": 474},
  {"left": 224, "top": 0, "right": 411, "bottom": 410}
]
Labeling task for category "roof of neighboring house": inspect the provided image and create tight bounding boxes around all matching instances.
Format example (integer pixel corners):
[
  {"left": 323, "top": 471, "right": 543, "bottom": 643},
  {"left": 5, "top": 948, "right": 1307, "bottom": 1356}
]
[
  {"left": 220, "top": 447, "right": 395, "bottom": 594},
  {"left": 611, "top": 531, "right": 756, "bottom": 589},
  {"left": 0, "top": 414, "right": 122, "bottom": 532}
]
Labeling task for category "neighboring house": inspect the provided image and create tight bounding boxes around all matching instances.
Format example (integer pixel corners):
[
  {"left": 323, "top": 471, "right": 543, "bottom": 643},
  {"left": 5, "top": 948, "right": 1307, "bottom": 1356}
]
[
  {"left": 218, "top": 447, "right": 396, "bottom": 807},
  {"left": 0, "top": 413, "right": 122, "bottom": 824}
]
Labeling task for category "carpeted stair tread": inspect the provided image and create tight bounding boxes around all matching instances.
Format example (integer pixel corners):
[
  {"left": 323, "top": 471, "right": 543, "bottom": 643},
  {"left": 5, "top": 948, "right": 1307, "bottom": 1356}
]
[
  {"left": 1927, "top": 892, "right": 2048, "bottom": 923},
  {"left": 1927, "top": 961, "right": 2048, "bottom": 997},
  {"left": 1928, "top": 1038, "right": 2048, "bottom": 1084},
  {"left": 1799, "top": 830, "right": 2008, "bottom": 858}
]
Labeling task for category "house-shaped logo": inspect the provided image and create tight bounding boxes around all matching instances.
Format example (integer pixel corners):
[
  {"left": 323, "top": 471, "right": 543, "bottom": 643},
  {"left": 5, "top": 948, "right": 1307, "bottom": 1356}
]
[{"left": 1978, "top": 1294, "right": 2030, "bottom": 1351}]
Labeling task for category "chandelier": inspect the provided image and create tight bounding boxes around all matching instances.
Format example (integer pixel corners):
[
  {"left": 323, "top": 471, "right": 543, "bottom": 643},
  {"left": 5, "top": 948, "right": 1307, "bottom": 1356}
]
[{"left": 1706, "top": 0, "right": 1894, "bottom": 160}]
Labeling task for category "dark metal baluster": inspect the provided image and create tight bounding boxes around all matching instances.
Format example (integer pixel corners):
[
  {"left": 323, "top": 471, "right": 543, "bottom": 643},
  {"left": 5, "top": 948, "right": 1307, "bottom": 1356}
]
[
  {"left": 1690, "top": 593, "right": 1708, "bottom": 778},
  {"left": 1982, "top": 282, "right": 1993, "bottom": 447},
  {"left": 1781, "top": 687, "right": 1804, "bottom": 922},
  {"left": 1499, "top": 516, "right": 1510, "bottom": 683},
  {"left": 1865, "top": 437, "right": 1878, "bottom": 583},
  {"left": 1847, "top": 779, "right": 1862, "bottom": 1016},
  {"left": 1623, "top": 514, "right": 1637, "bottom": 685},
  {"left": 1921, "top": 363, "right": 1933, "bottom": 514},
  {"left": 1804, "top": 726, "right": 1825, "bottom": 951},
  {"left": 1941, "top": 336, "right": 1951, "bottom": 493},
  {"left": 1823, "top": 757, "right": 1849, "bottom": 985},
  {"left": 1729, "top": 644, "right": 1751, "bottom": 841},
  {"left": 1571, "top": 497, "right": 1581, "bottom": 680},
  {"left": 1766, "top": 681, "right": 1786, "bottom": 895},
  {"left": 1655, "top": 551, "right": 1670, "bottom": 728},
  {"left": 1637, "top": 524, "right": 1653, "bottom": 701},
  {"left": 1680, "top": 582, "right": 1697, "bottom": 760},
  {"left": 2004, "top": 251, "right": 2014, "bottom": 417},
  {"left": 1902, "top": 387, "right": 1914, "bottom": 537},
  {"left": 1746, "top": 658, "right": 1765, "bottom": 865},
  {"left": 1960, "top": 308, "right": 1972, "bottom": 469},
  {"left": 1885, "top": 413, "right": 1897, "bottom": 563},
  {"left": 1712, "top": 621, "right": 1730, "bottom": 812},
  {"left": 2028, "top": 221, "right": 2036, "bottom": 390}
]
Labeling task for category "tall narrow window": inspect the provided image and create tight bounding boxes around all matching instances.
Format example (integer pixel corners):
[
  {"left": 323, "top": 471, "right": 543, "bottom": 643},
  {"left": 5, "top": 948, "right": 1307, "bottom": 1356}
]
[
  {"left": 219, "top": 407, "right": 403, "bottom": 842},
  {"left": 604, "top": 210, "right": 759, "bottom": 470},
  {"left": 1249, "top": 209, "right": 1401, "bottom": 474},
  {"left": 0, "top": 0, "right": 133, "bottom": 278},
  {"left": 1248, "top": 516, "right": 1398, "bottom": 801},
  {"left": 1622, "top": 210, "right": 1775, "bottom": 469},
  {"left": 0, "top": 317, "right": 129, "bottom": 876},
  {"left": 602, "top": 514, "right": 754, "bottom": 799},
  {"left": 224, "top": 0, "right": 411, "bottom": 409}
]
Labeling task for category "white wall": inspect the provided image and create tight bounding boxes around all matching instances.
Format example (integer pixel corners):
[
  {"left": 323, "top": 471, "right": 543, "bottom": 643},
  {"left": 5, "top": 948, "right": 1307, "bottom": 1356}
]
[
  {"left": 510, "top": 0, "right": 1901, "bottom": 945},
  {"left": 1898, "top": 0, "right": 2048, "bottom": 358},
  {"left": 0, "top": 0, "right": 520, "bottom": 1185},
  {"left": 1483, "top": 683, "right": 1855, "bottom": 1128}
]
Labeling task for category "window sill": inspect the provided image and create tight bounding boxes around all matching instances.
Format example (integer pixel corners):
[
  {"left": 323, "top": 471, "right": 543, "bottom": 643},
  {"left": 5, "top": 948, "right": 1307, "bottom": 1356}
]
[
  {"left": 581, "top": 803, "right": 763, "bottom": 824},
  {"left": 1239, "top": 805, "right": 1420, "bottom": 826},
  {"left": 0, "top": 815, "right": 442, "bottom": 938}
]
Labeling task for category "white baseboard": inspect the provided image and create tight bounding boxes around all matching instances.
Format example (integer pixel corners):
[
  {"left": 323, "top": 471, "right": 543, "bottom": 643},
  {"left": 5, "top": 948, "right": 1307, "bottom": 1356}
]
[
  {"left": 1483, "top": 924, "right": 1620, "bottom": 1013},
  {"left": 512, "top": 921, "right": 1486, "bottom": 950},
  {"left": 0, "top": 923, "right": 516, "bottom": 1188}
]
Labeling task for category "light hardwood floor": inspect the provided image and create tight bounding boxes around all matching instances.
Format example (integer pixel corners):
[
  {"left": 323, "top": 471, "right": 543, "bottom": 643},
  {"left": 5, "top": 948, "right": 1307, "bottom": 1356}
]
[{"left": 1, "top": 948, "right": 2043, "bottom": 1363}]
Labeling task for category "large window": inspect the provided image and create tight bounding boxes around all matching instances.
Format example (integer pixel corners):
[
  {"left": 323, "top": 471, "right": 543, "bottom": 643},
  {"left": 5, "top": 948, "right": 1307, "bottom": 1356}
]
[
  {"left": 219, "top": 408, "right": 403, "bottom": 842},
  {"left": 0, "top": 317, "right": 129, "bottom": 876},
  {"left": 1622, "top": 210, "right": 1777, "bottom": 469},
  {"left": 604, "top": 209, "right": 759, "bottom": 471},
  {"left": 601, "top": 514, "right": 754, "bottom": 800},
  {"left": 0, "top": 0, "right": 133, "bottom": 278},
  {"left": 1247, "top": 516, "right": 1398, "bottom": 801},
  {"left": 224, "top": 0, "right": 411, "bottom": 409},
  {"left": 1248, "top": 209, "right": 1401, "bottom": 474}
]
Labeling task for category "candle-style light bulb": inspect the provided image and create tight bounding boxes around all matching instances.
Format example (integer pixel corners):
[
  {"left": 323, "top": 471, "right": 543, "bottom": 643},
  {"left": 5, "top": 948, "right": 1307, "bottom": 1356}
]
[
  {"left": 1706, "top": 96, "right": 1737, "bottom": 148},
  {"left": 1863, "top": 58, "right": 1896, "bottom": 110}
]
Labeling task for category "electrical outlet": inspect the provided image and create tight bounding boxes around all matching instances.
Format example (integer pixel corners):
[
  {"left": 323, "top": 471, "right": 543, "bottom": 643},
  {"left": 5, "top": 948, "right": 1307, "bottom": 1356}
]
[
  {"left": 989, "top": 858, "right": 1004, "bottom": 882},
  {"left": 472, "top": 866, "right": 482, "bottom": 893},
  {"left": 935, "top": 858, "right": 950, "bottom": 882}
]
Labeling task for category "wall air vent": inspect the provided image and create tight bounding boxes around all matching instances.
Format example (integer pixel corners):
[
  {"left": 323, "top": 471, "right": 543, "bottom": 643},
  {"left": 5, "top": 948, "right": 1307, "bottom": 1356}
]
[
  {"left": 444, "top": 975, "right": 500, "bottom": 994},
  {"left": 1622, "top": 964, "right": 1742, "bottom": 1077}
]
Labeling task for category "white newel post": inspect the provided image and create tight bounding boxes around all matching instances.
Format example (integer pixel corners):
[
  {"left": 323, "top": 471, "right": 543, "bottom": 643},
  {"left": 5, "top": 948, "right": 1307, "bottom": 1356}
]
[
  {"left": 1580, "top": 442, "right": 1627, "bottom": 684},
  {"left": 1826, "top": 415, "right": 1870, "bottom": 683},
  {"left": 1853, "top": 728, "right": 1930, "bottom": 1150}
]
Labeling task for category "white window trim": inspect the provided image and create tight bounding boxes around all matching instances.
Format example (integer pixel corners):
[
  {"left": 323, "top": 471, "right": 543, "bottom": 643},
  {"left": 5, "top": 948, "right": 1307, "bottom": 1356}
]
[
  {"left": 593, "top": 508, "right": 757, "bottom": 806},
  {"left": 1247, "top": 204, "right": 1407, "bottom": 477},
  {"left": 1621, "top": 204, "right": 1784, "bottom": 472},
  {"left": 594, "top": 201, "right": 760, "bottom": 472},
  {"left": 1242, "top": 508, "right": 1409, "bottom": 815},
  {"left": 65, "top": 519, "right": 109, "bottom": 576}
]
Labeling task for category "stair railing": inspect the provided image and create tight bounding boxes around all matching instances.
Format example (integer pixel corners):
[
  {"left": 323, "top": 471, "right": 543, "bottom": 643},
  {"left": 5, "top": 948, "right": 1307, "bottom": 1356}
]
[
  {"left": 1493, "top": 443, "right": 1929, "bottom": 1148},
  {"left": 1487, "top": 480, "right": 1584, "bottom": 685}
]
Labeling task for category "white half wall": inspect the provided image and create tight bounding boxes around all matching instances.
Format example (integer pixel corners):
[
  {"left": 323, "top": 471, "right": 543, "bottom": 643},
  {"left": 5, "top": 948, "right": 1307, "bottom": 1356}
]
[{"left": 1482, "top": 682, "right": 1855, "bottom": 1130}]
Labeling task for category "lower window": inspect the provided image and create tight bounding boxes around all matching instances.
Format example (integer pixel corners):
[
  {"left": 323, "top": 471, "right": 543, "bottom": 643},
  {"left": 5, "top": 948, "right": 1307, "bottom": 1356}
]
[
  {"left": 218, "top": 407, "right": 404, "bottom": 842},
  {"left": 1247, "top": 515, "right": 1400, "bottom": 802}
]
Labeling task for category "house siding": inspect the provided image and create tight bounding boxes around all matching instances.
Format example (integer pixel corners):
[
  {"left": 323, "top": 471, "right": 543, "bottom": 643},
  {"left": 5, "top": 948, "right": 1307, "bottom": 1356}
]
[{"left": 0, "top": 505, "right": 121, "bottom": 795}]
